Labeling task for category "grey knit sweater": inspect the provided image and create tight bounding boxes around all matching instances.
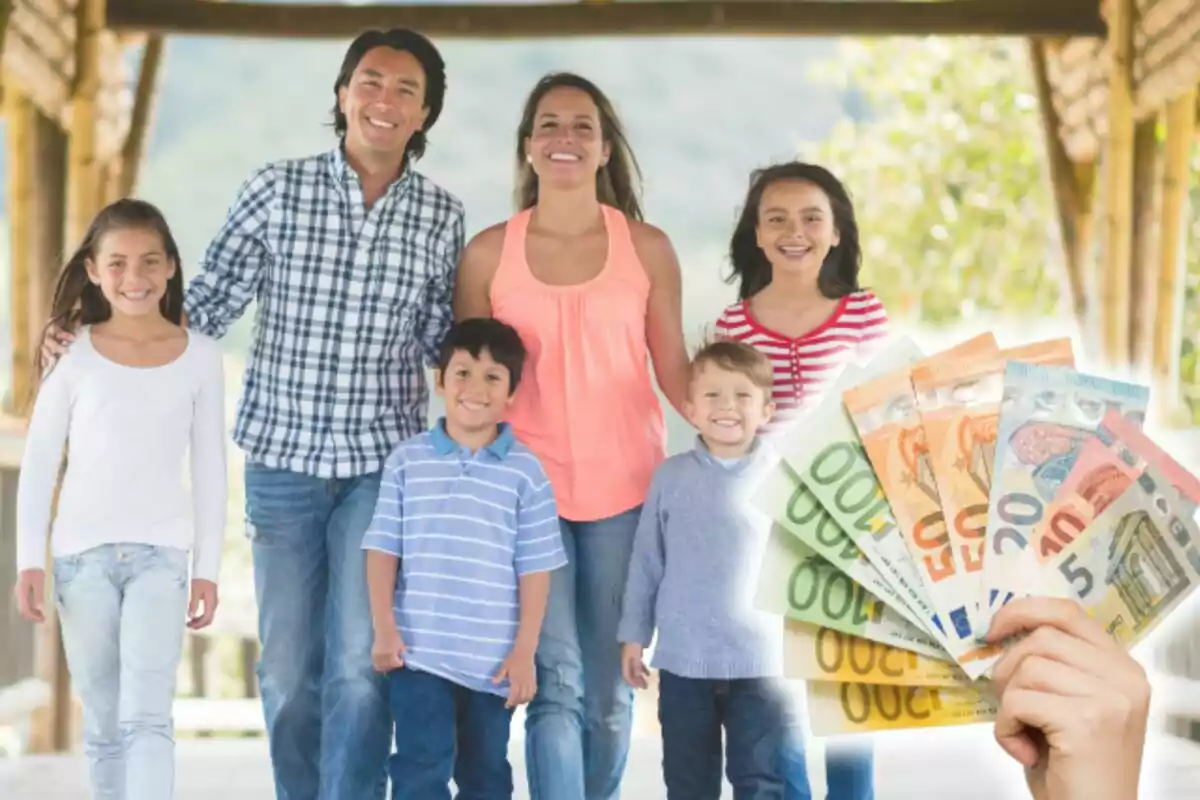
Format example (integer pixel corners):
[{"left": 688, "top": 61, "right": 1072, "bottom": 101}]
[{"left": 616, "top": 436, "right": 781, "bottom": 680}]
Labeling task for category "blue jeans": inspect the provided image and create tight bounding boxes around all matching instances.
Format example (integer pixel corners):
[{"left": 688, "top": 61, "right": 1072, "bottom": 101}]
[
  {"left": 387, "top": 666, "right": 514, "bottom": 799},
  {"left": 781, "top": 734, "right": 874, "bottom": 800},
  {"left": 658, "top": 671, "right": 787, "bottom": 799},
  {"left": 244, "top": 463, "right": 390, "bottom": 800},
  {"left": 524, "top": 507, "right": 640, "bottom": 800},
  {"left": 53, "top": 544, "right": 190, "bottom": 800}
]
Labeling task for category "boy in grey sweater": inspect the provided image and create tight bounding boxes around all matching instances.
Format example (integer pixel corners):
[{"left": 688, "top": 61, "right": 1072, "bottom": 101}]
[{"left": 617, "top": 339, "right": 790, "bottom": 799}]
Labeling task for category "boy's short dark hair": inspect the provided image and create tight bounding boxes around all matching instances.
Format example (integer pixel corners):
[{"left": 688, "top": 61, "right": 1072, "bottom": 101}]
[
  {"left": 690, "top": 338, "right": 774, "bottom": 393},
  {"left": 437, "top": 318, "right": 527, "bottom": 393}
]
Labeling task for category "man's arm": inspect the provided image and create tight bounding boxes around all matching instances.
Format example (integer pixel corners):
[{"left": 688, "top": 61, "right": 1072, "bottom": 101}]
[
  {"left": 184, "top": 165, "right": 276, "bottom": 339},
  {"left": 417, "top": 207, "right": 466, "bottom": 365}
]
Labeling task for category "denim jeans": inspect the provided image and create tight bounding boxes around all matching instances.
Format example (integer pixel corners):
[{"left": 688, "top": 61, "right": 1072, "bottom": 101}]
[
  {"left": 780, "top": 726, "right": 875, "bottom": 800},
  {"left": 657, "top": 671, "right": 787, "bottom": 800},
  {"left": 53, "top": 544, "right": 190, "bottom": 800},
  {"left": 524, "top": 506, "right": 640, "bottom": 800},
  {"left": 243, "top": 463, "right": 391, "bottom": 800},
  {"left": 387, "top": 666, "right": 514, "bottom": 799}
]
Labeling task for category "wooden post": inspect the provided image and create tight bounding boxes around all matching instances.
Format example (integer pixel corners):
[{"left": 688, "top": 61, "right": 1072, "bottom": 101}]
[
  {"left": 1100, "top": 0, "right": 1136, "bottom": 367},
  {"left": 6, "top": 91, "right": 34, "bottom": 417},
  {"left": 1152, "top": 87, "right": 1196, "bottom": 420},
  {"left": 1128, "top": 118, "right": 1159, "bottom": 367},
  {"left": 1029, "top": 39, "right": 1091, "bottom": 330},
  {"left": 68, "top": 0, "right": 106, "bottom": 243},
  {"left": 118, "top": 34, "right": 164, "bottom": 197}
]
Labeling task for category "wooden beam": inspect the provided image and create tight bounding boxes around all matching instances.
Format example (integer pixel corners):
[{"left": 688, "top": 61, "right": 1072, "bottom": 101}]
[
  {"left": 1029, "top": 38, "right": 1091, "bottom": 330},
  {"left": 1152, "top": 86, "right": 1196, "bottom": 412},
  {"left": 106, "top": 0, "right": 1108, "bottom": 39},
  {"left": 1100, "top": 0, "right": 1135, "bottom": 366},
  {"left": 6, "top": 90, "right": 34, "bottom": 417},
  {"left": 1128, "top": 117, "right": 1158, "bottom": 367},
  {"left": 118, "top": 34, "right": 163, "bottom": 197},
  {"left": 68, "top": 0, "right": 105, "bottom": 242}
]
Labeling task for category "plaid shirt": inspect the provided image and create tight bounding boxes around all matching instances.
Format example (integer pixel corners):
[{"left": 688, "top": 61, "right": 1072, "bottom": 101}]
[{"left": 183, "top": 146, "right": 464, "bottom": 479}]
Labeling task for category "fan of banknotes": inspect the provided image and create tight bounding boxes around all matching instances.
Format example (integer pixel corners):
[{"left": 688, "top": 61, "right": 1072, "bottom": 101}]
[{"left": 751, "top": 331, "right": 1200, "bottom": 737}]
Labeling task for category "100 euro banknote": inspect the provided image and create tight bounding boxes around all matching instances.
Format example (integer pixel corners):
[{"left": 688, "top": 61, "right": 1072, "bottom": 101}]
[
  {"left": 754, "top": 526, "right": 946, "bottom": 659},
  {"left": 979, "top": 362, "right": 1149, "bottom": 630},
  {"left": 751, "top": 462, "right": 932, "bottom": 632}
]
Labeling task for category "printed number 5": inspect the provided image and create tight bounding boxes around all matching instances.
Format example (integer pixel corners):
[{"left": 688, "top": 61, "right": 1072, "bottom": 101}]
[{"left": 1058, "top": 554, "right": 1094, "bottom": 598}]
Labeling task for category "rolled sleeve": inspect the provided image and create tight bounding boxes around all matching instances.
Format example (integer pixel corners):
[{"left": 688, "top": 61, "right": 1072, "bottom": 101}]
[{"left": 184, "top": 165, "right": 275, "bottom": 338}]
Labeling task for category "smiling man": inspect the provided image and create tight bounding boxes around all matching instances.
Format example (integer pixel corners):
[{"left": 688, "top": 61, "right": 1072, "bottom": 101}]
[{"left": 181, "top": 28, "right": 463, "bottom": 800}]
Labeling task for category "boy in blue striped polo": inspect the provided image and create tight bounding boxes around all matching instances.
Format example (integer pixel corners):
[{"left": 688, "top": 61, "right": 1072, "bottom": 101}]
[{"left": 362, "top": 317, "right": 567, "bottom": 799}]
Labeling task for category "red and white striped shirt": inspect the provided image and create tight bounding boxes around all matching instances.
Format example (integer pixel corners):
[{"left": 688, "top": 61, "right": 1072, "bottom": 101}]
[{"left": 714, "top": 289, "right": 890, "bottom": 425}]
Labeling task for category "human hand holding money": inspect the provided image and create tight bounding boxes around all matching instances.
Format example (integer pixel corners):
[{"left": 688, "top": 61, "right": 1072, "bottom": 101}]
[{"left": 986, "top": 597, "right": 1150, "bottom": 800}]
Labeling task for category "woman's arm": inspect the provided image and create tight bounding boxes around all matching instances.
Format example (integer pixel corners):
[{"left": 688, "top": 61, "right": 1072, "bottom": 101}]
[
  {"left": 190, "top": 339, "right": 228, "bottom": 585},
  {"left": 632, "top": 222, "right": 691, "bottom": 418},
  {"left": 452, "top": 224, "right": 506, "bottom": 321}
]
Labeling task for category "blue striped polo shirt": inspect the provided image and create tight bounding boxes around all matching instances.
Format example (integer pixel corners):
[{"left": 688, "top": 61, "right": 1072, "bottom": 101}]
[{"left": 362, "top": 419, "right": 566, "bottom": 696}]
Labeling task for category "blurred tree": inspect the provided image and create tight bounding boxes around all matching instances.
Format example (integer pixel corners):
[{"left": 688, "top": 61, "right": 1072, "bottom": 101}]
[
  {"left": 1178, "top": 143, "right": 1200, "bottom": 424},
  {"left": 803, "top": 38, "right": 1063, "bottom": 326}
]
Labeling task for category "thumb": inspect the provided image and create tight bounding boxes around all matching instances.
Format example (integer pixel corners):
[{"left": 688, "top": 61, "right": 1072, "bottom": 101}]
[
  {"left": 493, "top": 663, "right": 508, "bottom": 684},
  {"left": 188, "top": 588, "right": 201, "bottom": 619}
]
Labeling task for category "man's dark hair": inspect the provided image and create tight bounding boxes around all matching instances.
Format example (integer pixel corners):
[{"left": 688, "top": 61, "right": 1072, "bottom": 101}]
[
  {"left": 331, "top": 28, "right": 447, "bottom": 161},
  {"left": 437, "top": 318, "right": 527, "bottom": 394}
]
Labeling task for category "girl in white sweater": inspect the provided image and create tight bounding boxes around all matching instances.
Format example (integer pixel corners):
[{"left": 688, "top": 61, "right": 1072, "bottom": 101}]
[{"left": 13, "top": 198, "right": 227, "bottom": 800}]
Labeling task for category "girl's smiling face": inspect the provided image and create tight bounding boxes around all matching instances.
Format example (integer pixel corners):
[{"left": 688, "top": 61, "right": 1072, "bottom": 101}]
[{"left": 755, "top": 178, "right": 840, "bottom": 284}]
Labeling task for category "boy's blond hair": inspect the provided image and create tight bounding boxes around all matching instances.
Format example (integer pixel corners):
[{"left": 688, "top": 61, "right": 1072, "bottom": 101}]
[{"left": 689, "top": 338, "right": 774, "bottom": 393}]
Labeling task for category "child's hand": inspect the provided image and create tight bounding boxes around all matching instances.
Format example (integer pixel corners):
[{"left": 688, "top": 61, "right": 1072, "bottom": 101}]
[
  {"left": 13, "top": 569, "right": 46, "bottom": 624},
  {"left": 493, "top": 646, "right": 536, "bottom": 709},
  {"left": 621, "top": 643, "right": 649, "bottom": 689},
  {"left": 187, "top": 579, "right": 219, "bottom": 630},
  {"left": 985, "top": 597, "right": 1150, "bottom": 800},
  {"left": 372, "top": 627, "right": 406, "bottom": 673}
]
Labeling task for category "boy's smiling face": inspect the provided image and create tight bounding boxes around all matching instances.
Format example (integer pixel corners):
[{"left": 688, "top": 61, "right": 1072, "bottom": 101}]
[
  {"left": 685, "top": 361, "right": 773, "bottom": 456},
  {"left": 435, "top": 347, "right": 514, "bottom": 434}
]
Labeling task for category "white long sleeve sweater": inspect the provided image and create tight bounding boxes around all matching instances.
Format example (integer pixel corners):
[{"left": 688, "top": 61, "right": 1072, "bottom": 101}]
[{"left": 15, "top": 326, "right": 228, "bottom": 581}]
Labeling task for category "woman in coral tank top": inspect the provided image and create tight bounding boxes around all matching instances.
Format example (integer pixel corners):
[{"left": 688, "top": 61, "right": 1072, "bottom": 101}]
[{"left": 453, "top": 72, "right": 691, "bottom": 800}]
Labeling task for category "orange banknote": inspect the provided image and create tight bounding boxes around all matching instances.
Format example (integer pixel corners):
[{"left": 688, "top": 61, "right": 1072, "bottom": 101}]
[
  {"left": 909, "top": 337, "right": 1074, "bottom": 670},
  {"left": 844, "top": 334, "right": 1001, "bottom": 671}
]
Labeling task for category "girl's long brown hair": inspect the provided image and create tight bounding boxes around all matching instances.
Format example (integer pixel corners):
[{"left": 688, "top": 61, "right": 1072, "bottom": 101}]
[
  {"left": 39, "top": 198, "right": 185, "bottom": 383},
  {"left": 513, "top": 72, "right": 644, "bottom": 221}
]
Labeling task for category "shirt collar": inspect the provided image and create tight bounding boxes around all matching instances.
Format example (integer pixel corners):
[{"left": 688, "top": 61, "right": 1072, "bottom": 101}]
[
  {"left": 328, "top": 141, "right": 413, "bottom": 198},
  {"left": 692, "top": 434, "right": 762, "bottom": 474},
  {"left": 430, "top": 418, "right": 516, "bottom": 460}
]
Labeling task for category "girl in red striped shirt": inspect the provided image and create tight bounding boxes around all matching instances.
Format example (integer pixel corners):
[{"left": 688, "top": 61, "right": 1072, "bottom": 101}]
[
  {"left": 716, "top": 162, "right": 889, "bottom": 432},
  {"left": 715, "top": 161, "right": 883, "bottom": 800}
]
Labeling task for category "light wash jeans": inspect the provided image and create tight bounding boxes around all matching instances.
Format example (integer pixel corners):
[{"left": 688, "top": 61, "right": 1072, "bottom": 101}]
[
  {"left": 53, "top": 543, "right": 190, "bottom": 800},
  {"left": 524, "top": 506, "right": 640, "bottom": 800},
  {"left": 243, "top": 463, "right": 390, "bottom": 800}
]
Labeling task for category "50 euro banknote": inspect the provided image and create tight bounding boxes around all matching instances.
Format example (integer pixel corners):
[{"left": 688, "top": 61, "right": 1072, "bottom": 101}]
[
  {"left": 1039, "top": 461, "right": 1200, "bottom": 650},
  {"left": 912, "top": 337, "right": 1075, "bottom": 641},
  {"left": 806, "top": 680, "right": 997, "bottom": 736},
  {"left": 980, "top": 362, "right": 1149, "bottom": 630},
  {"left": 844, "top": 335, "right": 1003, "bottom": 673},
  {"left": 754, "top": 526, "right": 947, "bottom": 659},
  {"left": 783, "top": 620, "right": 970, "bottom": 687}
]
